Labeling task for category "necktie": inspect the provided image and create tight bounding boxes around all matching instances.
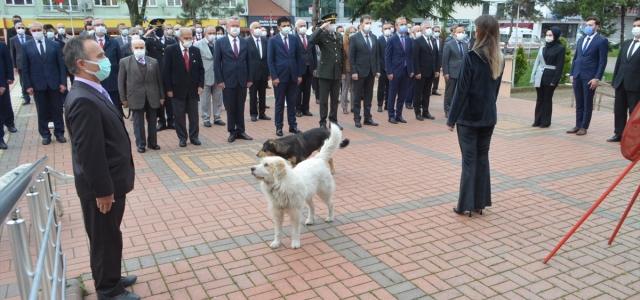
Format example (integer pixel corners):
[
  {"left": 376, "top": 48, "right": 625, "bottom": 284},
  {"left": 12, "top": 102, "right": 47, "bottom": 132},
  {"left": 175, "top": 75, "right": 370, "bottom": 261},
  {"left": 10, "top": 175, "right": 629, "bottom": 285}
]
[
  {"left": 138, "top": 58, "right": 145, "bottom": 65},
  {"left": 99, "top": 38, "right": 104, "bottom": 48},
  {"left": 458, "top": 42, "right": 463, "bottom": 55},
  {"left": 38, "top": 40, "right": 45, "bottom": 59},
  {"left": 20, "top": 35, "right": 24, "bottom": 44},
  {"left": 365, "top": 35, "right": 371, "bottom": 51},
  {"left": 284, "top": 36, "right": 289, "bottom": 54},
  {"left": 256, "top": 39, "right": 261, "bottom": 59},
  {"left": 628, "top": 40, "right": 638, "bottom": 60},
  {"left": 233, "top": 38, "right": 238, "bottom": 58},
  {"left": 100, "top": 89, "right": 113, "bottom": 105},
  {"left": 401, "top": 35, "right": 405, "bottom": 51},
  {"left": 582, "top": 37, "right": 590, "bottom": 52},
  {"left": 302, "top": 35, "right": 307, "bottom": 50},
  {"left": 183, "top": 48, "right": 189, "bottom": 72}
]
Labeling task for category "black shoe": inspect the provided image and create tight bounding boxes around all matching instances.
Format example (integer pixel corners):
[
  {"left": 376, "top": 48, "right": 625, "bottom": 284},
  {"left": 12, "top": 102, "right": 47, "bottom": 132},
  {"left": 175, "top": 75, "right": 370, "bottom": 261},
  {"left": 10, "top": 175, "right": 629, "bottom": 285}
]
[
  {"left": 121, "top": 275, "right": 137, "bottom": 288},
  {"left": 42, "top": 137, "right": 52, "bottom": 145},
  {"left": 22, "top": 100, "right": 30, "bottom": 105},
  {"left": 97, "top": 290, "right": 141, "bottom": 300},
  {"left": 416, "top": 114, "right": 424, "bottom": 121},
  {"left": 423, "top": 113, "right": 435, "bottom": 120},
  {"left": 191, "top": 139, "right": 201, "bottom": 145},
  {"left": 607, "top": 135, "right": 622, "bottom": 142},
  {"left": 532, "top": 123, "right": 540, "bottom": 127},
  {"left": 237, "top": 132, "right": 253, "bottom": 140},
  {"left": 0, "top": 141, "right": 6, "bottom": 149},
  {"left": 228, "top": 134, "right": 236, "bottom": 143},
  {"left": 303, "top": 111, "right": 313, "bottom": 116},
  {"left": 432, "top": 91, "right": 442, "bottom": 96},
  {"left": 258, "top": 114, "right": 271, "bottom": 120},
  {"left": 453, "top": 207, "right": 472, "bottom": 217},
  {"left": 266, "top": 86, "right": 272, "bottom": 89},
  {"left": 167, "top": 123, "right": 176, "bottom": 130},
  {"left": 179, "top": 140, "right": 187, "bottom": 147},
  {"left": 320, "top": 124, "right": 328, "bottom": 129},
  {"left": 364, "top": 120, "right": 378, "bottom": 126},
  {"left": 251, "top": 116, "right": 258, "bottom": 122},
  {"left": 289, "top": 127, "right": 302, "bottom": 134},
  {"left": 396, "top": 117, "right": 407, "bottom": 123},
  {"left": 156, "top": 123, "right": 167, "bottom": 131},
  {"left": 148, "top": 145, "right": 161, "bottom": 150},
  {"left": 355, "top": 121, "right": 362, "bottom": 128},
  {"left": 214, "top": 120, "right": 226, "bottom": 126},
  {"left": 406, "top": 104, "right": 413, "bottom": 109},
  {"left": 204, "top": 121, "right": 212, "bottom": 127},
  {"left": 276, "top": 128, "right": 283, "bottom": 136},
  {"left": 296, "top": 111, "right": 303, "bottom": 117},
  {"left": 388, "top": 117, "right": 398, "bottom": 124},
  {"left": 6, "top": 126, "right": 17, "bottom": 133},
  {"left": 377, "top": 106, "right": 382, "bottom": 112},
  {"left": 55, "top": 135, "right": 67, "bottom": 143},
  {"left": 540, "top": 125, "right": 550, "bottom": 128},
  {"left": 137, "top": 147, "right": 145, "bottom": 153},
  {"left": 265, "top": 105, "right": 271, "bottom": 109},
  {"left": 383, "top": 106, "right": 387, "bottom": 111}
]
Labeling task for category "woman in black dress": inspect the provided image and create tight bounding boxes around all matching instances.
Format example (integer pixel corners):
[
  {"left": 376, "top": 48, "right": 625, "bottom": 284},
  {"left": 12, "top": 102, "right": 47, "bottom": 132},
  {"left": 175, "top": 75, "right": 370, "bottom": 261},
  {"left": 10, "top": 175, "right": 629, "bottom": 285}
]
[
  {"left": 531, "top": 26, "right": 566, "bottom": 128},
  {"left": 446, "top": 15, "right": 505, "bottom": 217}
]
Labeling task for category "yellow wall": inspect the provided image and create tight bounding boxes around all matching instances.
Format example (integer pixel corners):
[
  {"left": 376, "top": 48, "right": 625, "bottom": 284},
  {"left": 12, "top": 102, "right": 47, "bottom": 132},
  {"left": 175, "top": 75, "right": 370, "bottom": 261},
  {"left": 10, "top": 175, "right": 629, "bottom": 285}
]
[{"left": 2, "top": 18, "right": 246, "bottom": 29}]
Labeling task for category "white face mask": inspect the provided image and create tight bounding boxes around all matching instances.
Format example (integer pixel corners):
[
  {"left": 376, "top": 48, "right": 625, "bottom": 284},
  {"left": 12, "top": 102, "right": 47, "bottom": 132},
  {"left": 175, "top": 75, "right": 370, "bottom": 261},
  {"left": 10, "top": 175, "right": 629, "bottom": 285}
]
[
  {"left": 349, "top": 33, "right": 355, "bottom": 38},
  {"left": 383, "top": 29, "right": 391, "bottom": 37},
  {"left": 134, "top": 49, "right": 145, "bottom": 59},
  {"left": 95, "top": 26, "right": 106, "bottom": 35},
  {"left": 280, "top": 26, "right": 291, "bottom": 35},
  {"left": 229, "top": 27, "right": 240, "bottom": 37},
  {"left": 261, "top": 31, "right": 267, "bottom": 37},
  {"left": 32, "top": 31, "right": 44, "bottom": 41},
  {"left": 46, "top": 32, "right": 55, "bottom": 39},
  {"left": 196, "top": 28, "right": 202, "bottom": 33},
  {"left": 633, "top": 27, "right": 640, "bottom": 37},
  {"left": 253, "top": 29, "right": 262, "bottom": 37},
  {"left": 88, "top": 30, "right": 95, "bottom": 36},
  {"left": 456, "top": 33, "right": 465, "bottom": 41},
  {"left": 434, "top": 32, "right": 440, "bottom": 37},
  {"left": 167, "top": 29, "right": 173, "bottom": 36},
  {"left": 328, "top": 25, "right": 336, "bottom": 33},
  {"left": 207, "top": 34, "right": 216, "bottom": 42},
  {"left": 415, "top": 32, "right": 422, "bottom": 39},
  {"left": 363, "top": 24, "right": 371, "bottom": 33},
  {"left": 58, "top": 28, "right": 66, "bottom": 35},
  {"left": 270, "top": 30, "right": 274, "bottom": 35},
  {"left": 391, "top": 27, "right": 395, "bottom": 33},
  {"left": 298, "top": 27, "right": 307, "bottom": 35},
  {"left": 131, "top": 35, "right": 140, "bottom": 40},
  {"left": 425, "top": 29, "right": 433, "bottom": 36},
  {"left": 16, "top": 29, "right": 25, "bottom": 35},
  {"left": 182, "top": 40, "right": 192, "bottom": 48},
  {"left": 216, "top": 34, "right": 224, "bottom": 38},
  {"left": 545, "top": 36, "right": 554, "bottom": 43}
]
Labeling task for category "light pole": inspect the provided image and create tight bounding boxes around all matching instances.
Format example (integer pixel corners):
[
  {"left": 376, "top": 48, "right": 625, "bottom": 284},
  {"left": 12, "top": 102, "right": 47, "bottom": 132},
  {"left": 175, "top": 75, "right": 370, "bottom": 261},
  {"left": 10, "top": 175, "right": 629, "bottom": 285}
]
[{"left": 55, "top": 7, "right": 75, "bottom": 36}]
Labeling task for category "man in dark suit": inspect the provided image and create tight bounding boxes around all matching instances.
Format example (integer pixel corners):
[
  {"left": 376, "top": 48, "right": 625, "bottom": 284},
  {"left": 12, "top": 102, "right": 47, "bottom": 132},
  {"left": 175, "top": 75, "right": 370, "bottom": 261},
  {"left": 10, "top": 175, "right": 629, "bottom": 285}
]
[
  {"left": 114, "top": 23, "right": 131, "bottom": 48},
  {"left": 295, "top": 19, "right": 316, "bottom": 119},
  {"left": 164, "top": 28, "right": 204, "bottom": 147},
  {"left": 6, "top": 15, "right": 31, "bottom": 51},
  {"left": 444, "top": 26, "right": 456, "bottom": 44},
  {"left": 78, "top": 16, "right": 93, "bottom": 36},
  {"left": 431, "top": 26, "right": 443, "bottom": 96},
  {"left": 442, "top": 26, "right": 468, "bottom": 118},
  {"left": 0, "top": 41, "right": 15, "bottom": 149},
  {"left": 377, "top": 22, "right": 393, "bottom": 112},
  {"left": 247, "top": 21, "right": 271, "bottom": 122},
  {"left": 349, "top": 15, "right": 380, "bottom": 128},
  {"left": 121, "top": 28, "right": 141, "bottom": 57},
  {"left": 63, "top": 35, "right": 139, "bottom": 300},
  {"left": 91, "top": 18, "right": 124, "bottom": 116},
  {"left": 412, "top": 22, "right": 440, "bottom": 121},
  {"left": 22, "top": 22, "right": 67, "bottom": 145},
  {"left": 10, "top": 22, "right": 32, "bottom": 104},
  {"left": 385, "top": 17, "right": 414, "bottom": 124},
  {"left": 568, "top": 16, "right": 608, "bottom": 136},
  {"left": 145, "top": 19, "right": 176, "bottom": 131},
  {"left": 404, "top": 25, "right": 420, "bottom": 110},
  {"left": 608, "top": 17, "right": 640, "bottom": 142},
  {"left": 309, "top": 13, "right": 346, "bottom": 130},
  {"left": 215, "top": 16, "right": 253, "bottom": 142},
  {"left": 267, "top": 16, "right": 303, "bottom": 136}
]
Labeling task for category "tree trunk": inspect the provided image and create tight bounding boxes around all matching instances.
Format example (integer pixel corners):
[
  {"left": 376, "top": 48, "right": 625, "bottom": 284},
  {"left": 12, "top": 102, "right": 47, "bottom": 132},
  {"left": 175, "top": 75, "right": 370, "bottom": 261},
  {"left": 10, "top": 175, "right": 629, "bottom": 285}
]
[
  {"left": 312, "top": 0, "right": 319, "bottom": 27},
  {"left": 125, "top": 0, "right": 140, "bottom": 26},
  {"left": 620, "top": 5, "right": 626, "bottom": 42}
]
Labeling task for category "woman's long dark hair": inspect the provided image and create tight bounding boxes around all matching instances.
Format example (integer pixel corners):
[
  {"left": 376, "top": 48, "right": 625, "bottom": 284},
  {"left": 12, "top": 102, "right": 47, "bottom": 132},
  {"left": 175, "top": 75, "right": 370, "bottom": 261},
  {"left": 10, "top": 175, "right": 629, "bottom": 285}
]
[{"left": 472, "top": 15, "right": 504, "bottom": 79}]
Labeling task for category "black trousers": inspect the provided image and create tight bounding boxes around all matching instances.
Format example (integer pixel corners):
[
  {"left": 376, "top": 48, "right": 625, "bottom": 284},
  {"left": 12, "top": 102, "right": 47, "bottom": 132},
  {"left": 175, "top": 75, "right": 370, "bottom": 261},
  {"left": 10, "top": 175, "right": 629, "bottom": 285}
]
[
  {"left": 224, "top": 86, "right": 247, "bottom": 135},
  {"left": 80, "top": 194, "right": 126, "bottom": 298},
  {"left": 614, "top": 88, "right": 640, "bottom": 136},
  {"left": 432, "top": 75, "right": 440, "bottom": 93},
  {"left": 312, "top": 76, "right": 319, "bottom": 101},
  {"left": 172, "top": 97, "right": 199, "bottom": 142},
  {"left": 17, "top": 69, "right": 30, "bottom": 100},
  {"left": 0, "top": 88, "right": 14, "bottom": 128},
  {"left": 353, "top": 73, "right": 375, "bottom": 122},
  {"left": 249, "top": 78, "right": 268, "bottom": 117},
  {"left": 413, "top": 74, "right": 435, "bottom": 116},
  {"left": 444, "top": 78, "right": 457, "bottom": 115},
  {"left": 107, "top": 91, "right": 123, "bottom": 117},
  {"left": 534, "top": 85, "right": 557, "bottom": 127},
  {"left": 157, "top": 97, "right": 175, "bottom": 125},
  {"left": 274, "top": 80, "right": 298, "bottom": 128},
  {"left": 456, "top": 124, "right": 494, "bottom": 212},
  {"left": 131, "top": 99, "right": 158, "bottom": 148},
  {"left": 377, "top": 70, "right": 388, "bottom": 107},
  {"left": 33, "top": 89, "right": 64, "bottom": 138},
  {"left": 297, "top": 68, "right": 313, "bottom": 113},
  {"left": 318, "top": 78, "right": 341, "bottom": 126}
]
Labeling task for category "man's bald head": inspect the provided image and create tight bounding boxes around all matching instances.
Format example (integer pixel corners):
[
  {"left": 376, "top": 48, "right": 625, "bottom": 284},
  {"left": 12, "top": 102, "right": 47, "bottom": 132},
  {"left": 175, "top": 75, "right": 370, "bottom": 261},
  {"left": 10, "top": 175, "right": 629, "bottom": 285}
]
[
  {"left": 131, "top": 39, "right": 145, "bottom": 52},
  {"left": 250, "top": 21, "right": 260, "bottom": 30}
]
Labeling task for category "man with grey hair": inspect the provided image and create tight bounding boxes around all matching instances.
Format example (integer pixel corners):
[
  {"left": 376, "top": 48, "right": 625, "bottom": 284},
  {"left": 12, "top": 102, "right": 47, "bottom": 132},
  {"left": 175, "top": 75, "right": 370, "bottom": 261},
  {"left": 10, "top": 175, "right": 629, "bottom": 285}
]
[
  {"left": 92, "top": 17, "right": 124, "bottom": 115},
  {"left": 63, "top": 35, "right": 140, "bottom": 300},
  {"left": 195, "top": 25, "right": 225, "bottom": 127},
  {"left": 120, "top": 27, "right": 140, "bottom": 57},
  {"left": 247, "top": 21, "right": 271, "bottom": 122}
]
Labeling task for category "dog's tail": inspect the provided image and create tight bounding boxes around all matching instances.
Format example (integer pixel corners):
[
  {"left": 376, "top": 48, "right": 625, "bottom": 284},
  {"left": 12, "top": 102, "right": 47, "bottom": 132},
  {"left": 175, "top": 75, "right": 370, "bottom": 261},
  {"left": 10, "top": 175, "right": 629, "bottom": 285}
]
[
  {"left": 317, "top": 123, "right": 343, "bottom": 162},
  {"left": 340, "top": 139, "right": 350, "bottom": 148}
]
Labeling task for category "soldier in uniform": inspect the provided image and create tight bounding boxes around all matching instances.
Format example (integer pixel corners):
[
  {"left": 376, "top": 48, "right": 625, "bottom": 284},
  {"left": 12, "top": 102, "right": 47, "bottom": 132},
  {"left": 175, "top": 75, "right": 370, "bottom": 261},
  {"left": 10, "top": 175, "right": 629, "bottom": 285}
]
[
  {"left": 145, "top": 18, "right": 176, "bottom": 131},
  {"left": 309, "top": 13, "right": 346, "bottom": 130}
]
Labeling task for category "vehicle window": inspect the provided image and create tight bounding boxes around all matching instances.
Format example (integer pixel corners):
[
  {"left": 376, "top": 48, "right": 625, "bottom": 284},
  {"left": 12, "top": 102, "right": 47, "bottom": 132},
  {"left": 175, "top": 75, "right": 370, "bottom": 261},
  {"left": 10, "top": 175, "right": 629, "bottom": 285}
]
[{"left": 533, "top": 35, "right": 540, "bottom": 43}]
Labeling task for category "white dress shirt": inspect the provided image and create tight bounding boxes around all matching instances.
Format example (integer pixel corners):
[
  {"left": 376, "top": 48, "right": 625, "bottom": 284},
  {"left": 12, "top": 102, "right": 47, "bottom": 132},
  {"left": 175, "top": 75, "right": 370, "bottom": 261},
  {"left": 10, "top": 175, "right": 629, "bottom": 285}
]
[
  {"left": 180, "top": 42, "right": 189, "bottom": 60},
  {"left": 628, "top": 38, "right": 640, "bottom": 58},
  {"left": 582, "top": 33, "right": 598, "bottom": 52},
  {"left": 254, "top": 36, "right": 262, "bottom": 59},
  {"left": 227, "top": 34, "right": 241, "bottom": 53}
]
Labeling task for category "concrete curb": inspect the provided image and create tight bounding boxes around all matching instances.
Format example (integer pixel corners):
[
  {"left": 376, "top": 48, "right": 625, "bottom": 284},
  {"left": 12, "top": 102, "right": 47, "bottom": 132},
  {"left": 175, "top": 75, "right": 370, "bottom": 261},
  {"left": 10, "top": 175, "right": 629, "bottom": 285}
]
[{"left": 65, "top": 278, "right": 85, "bottom": 300}]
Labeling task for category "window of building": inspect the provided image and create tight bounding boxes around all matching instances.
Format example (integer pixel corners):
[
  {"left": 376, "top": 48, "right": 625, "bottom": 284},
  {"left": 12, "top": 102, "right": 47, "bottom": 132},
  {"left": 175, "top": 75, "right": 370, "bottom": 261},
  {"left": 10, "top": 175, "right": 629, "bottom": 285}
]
[
  {"left": 166, "top": 0, "right": 181, "bottom": 6},
  {"left": 296, "top": 0, "right": 336, "bottom": 18},
  {"left": 139, "top": 0, "right": 157, "bottom": 6},
  {"left": 6, "top": 0, "right": 33, "bottom": 5},
  {"left": 44, "top": 0, "right": 79, "bottom": 10},
  {"left": 94, "top": 0, "right": 117, "bottom": 6}
]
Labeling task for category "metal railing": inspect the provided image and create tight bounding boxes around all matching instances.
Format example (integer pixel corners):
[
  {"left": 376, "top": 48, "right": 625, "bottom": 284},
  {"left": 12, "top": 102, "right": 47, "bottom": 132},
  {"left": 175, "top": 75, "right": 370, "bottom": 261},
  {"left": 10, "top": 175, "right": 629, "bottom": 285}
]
[{"left": 1, "top": 156, "right": 72, "bottom": 300}]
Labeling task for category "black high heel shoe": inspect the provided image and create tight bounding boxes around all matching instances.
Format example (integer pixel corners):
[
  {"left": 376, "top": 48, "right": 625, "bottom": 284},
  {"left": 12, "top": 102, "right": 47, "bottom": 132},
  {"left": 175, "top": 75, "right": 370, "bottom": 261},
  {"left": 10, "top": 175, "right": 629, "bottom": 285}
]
[
  {"left": 453, "top": 207, "right": 472, "bottom": 217},
  {"left": 475, "top": 209, "right": 483, "bottom": 215}
]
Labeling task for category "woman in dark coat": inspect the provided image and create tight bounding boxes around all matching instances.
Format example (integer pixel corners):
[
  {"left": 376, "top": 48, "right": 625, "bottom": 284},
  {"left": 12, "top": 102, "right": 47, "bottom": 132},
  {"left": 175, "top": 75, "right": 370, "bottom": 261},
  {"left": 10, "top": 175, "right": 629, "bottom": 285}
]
[
  {"left": 446, "top": 15, "right": 505, "bottom": 217},
  {"left": 530, "top": 27, "right": 566, "bottom": 128}
]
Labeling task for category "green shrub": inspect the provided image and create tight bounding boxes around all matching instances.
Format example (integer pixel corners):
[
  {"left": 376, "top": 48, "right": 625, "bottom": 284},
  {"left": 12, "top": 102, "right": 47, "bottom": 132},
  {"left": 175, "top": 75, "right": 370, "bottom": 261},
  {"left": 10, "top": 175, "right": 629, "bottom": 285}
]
[
  {"left": 514, "top": 45, "right": 528, "bottom": 84},
  {"left": 559, "top": 37, "right": 572, "bottom": 84}
]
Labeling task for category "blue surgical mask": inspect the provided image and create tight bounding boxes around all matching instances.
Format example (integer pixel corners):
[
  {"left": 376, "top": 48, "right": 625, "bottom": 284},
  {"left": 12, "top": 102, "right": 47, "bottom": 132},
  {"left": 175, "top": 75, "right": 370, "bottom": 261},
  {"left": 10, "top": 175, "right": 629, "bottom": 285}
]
[
  {"left": 399, "top": 25, "right": 407, "bottom": 33},
  {"left": 584, "top": 25, "right": 594, "bottom": 35},
  {"left": 84, "top": 58, "right": 111, "bottom": 81}
]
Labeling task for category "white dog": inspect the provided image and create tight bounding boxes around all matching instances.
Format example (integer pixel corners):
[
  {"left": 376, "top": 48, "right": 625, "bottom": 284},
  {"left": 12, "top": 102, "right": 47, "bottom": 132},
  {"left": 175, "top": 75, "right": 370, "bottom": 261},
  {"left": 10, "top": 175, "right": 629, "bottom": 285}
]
[{"left": 251, "top": 123, "right": 341, "bottom": 249}]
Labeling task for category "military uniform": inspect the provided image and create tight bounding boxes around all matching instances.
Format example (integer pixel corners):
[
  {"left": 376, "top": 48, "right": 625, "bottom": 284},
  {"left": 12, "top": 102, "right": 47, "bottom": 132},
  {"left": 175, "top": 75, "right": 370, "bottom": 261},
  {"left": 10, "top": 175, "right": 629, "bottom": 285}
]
[
  {"left": 308, "top": 14, "right": 346, "bottom": 128},
  {"left": 145, "top": 18, "right": 175, "bottom": 130}
]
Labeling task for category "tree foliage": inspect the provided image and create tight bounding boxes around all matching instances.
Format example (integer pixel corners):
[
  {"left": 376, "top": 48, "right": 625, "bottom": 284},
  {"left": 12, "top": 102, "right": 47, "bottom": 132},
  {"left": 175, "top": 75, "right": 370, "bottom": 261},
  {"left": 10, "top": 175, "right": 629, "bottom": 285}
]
[
  {"left": 549, "top": 0, "right": 634, "bottom": 39},
  {"left": 177, "top": 0, "right": 240, "bottom": 26},
  {"left": 514, "top": 45, "right": 528, "bottom": 84},
  {"left": 498, "top": 0, "right": 550, "bottom": 53},
  {"left": 559, "top": 37, "right": 572, "bottom": 84},
  {"left": 344, "top": 0, "right": 484, "bottom": 23},
  {"left": 119, "top": 0, "right": 148, "bottom": 26}
]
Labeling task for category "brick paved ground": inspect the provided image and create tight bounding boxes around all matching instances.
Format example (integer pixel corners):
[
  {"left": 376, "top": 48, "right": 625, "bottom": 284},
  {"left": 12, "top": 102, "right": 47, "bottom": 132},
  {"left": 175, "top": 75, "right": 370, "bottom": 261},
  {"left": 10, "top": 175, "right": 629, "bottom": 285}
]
[{"left": 2, "top": 80, "right": 640, "bottom": 300}]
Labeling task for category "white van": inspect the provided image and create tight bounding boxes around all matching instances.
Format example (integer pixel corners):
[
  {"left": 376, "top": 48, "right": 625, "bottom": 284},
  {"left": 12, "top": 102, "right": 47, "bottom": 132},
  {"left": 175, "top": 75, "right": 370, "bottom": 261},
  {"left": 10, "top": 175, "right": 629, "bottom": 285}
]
[{"left": 499, "top": 27, "right": 543, "bottom": 53}]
